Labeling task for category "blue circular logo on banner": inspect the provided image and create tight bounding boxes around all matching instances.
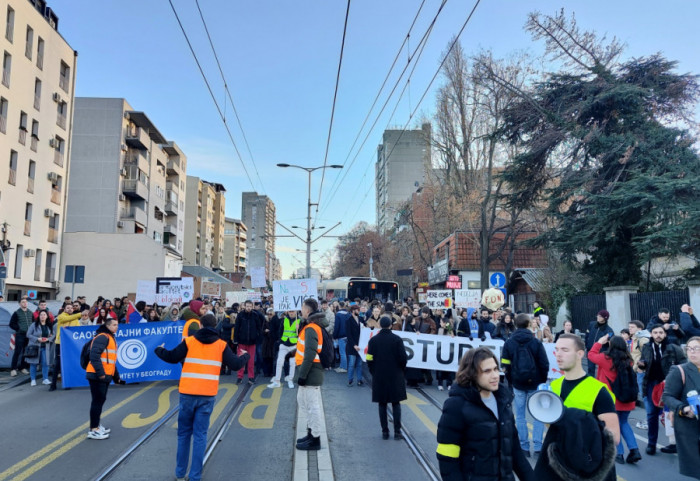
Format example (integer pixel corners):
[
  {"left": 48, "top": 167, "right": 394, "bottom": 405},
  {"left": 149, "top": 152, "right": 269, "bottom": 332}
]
[{"left": 118, "top": 339, "right": 148, "bottom": 369}]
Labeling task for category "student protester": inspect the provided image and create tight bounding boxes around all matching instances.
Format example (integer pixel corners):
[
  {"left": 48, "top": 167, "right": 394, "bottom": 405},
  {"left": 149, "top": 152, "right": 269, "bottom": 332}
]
[
  {"left": 646, "top": 307, "right": 684, "bottom": 346},
  {"left": 86, "top": 317, "right": 125, "bottom": 440},
  {"left": 268, "top": 310, "right": 300, "bottom": 389},
  {"left": 79, "top": 309, "right": 93, "bottom": 326},
  {"left": 51, "top": 303, "right": 81, "bottom": 391},
  {"left": 436, "top": 347, "right": 535, "bottom": 481},
  {"left": 436, "top": 314, "right": 455, "bottom": 391},
  {"left": 345, "top": 304, "right": 365, "bottom": 386},
  {"left": 161, "top": 304, "right": 181, "bottom": 321},
  {"left": 662, "top": 336, "right": 700, "bottom": 480},
  {"left": 233, "top": 300, "right": 262, "bottom": 385},
  {"left": 478, "top": 308, "right": 496, "bottom": 338},
  {"left": 367, "top": 316, "right": 407, "bottom": 440},
  {"left": 155, "top": 314, "right": 249, "bottom": 481},
  {"left": 501, "top": 313, "right": 549, "bottom": 456},
  {"left": 628, "top": 320, "right": 650, "bottom": 410},
  {"left": 9, "top": 297, "right": 33, "bottom": 376},
  {"left": 554, "top": 320, "right": 574, "bottom": 342},
  {"left": 365, "top": 305, "right": 382, "bottom": 330},
  {"left": 33, "top": 300, "right": 56, "bottom": 326},
  {"left": 587, "top": 335, "right": 642, "bottom": 464},
  {"left": 679, "top": 304, "right": 700, "bottom": 339},
  {"left": 585, "top": 310, "right": 614, "bottom": 376},
  {"left": 26, "top": 311, "right": 55, "bottom": 386},
  {"left": 332, "top": 302, "right": 351, "bottom": 373},
  {"left": 493, "top": 312, "right": 516, "bottom": 341},
  {"left": 320, "top": 300, "right": 335, "bottom": 337}
]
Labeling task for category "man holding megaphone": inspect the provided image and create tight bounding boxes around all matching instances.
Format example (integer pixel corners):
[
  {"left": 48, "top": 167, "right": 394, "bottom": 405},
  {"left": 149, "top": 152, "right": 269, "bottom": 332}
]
[{"left": 531, "top": 334, "right": 620, "bottom": 481}]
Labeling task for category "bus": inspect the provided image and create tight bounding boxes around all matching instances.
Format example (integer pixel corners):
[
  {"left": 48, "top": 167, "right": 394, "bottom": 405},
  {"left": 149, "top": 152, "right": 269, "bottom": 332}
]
[{"left": 318, "top": 277, "right": 399, "bottom": 303}]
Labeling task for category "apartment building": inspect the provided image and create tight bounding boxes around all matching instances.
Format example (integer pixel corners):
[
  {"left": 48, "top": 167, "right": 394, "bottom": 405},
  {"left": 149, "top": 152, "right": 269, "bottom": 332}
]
[
  {"left": 61, "top": 97, "right": 187, "bottom": 300},
  {"left": 222, "top": 217, "right": 247, "bottom": 273},
  {"left": 0, "top": 0, "right": 76, "bottom": 300},
  {"left": 183, "top": 176, "right": 226, "bottom": 270},
  {"left": 241, "top": 191, "right": 277, "bottom": 280},
  {"left": 375, "top": 123, "right": 431, "bottom": 232}
]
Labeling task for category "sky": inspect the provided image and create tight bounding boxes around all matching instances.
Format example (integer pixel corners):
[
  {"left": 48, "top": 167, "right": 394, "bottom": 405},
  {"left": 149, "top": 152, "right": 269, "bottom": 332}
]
[{"left": 48, "top": 0, "right": 700, "bottom": 279}]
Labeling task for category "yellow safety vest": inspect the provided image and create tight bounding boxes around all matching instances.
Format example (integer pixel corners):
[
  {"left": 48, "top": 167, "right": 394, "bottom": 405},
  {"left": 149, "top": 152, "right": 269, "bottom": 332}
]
[
  {"left": 281, "top": 317, "right": 299, "bottom": 344},
  {"left": 550, "top": 375, "right": 615, "bottom": 412}
]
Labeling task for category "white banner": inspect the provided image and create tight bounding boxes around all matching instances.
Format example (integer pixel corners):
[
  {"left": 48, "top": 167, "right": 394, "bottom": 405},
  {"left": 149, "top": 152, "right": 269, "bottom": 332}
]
[
  {"left": 251, "top": 267, "right": 267, "bottom": 288},
  {"left": 543, "top": 342, "right": 562, "bottom": 379},
  {"left": 201, "top": 281, "right": 221, "bottom": 297},
  {"left": 226, "top": 290, "right": 257, "bottom": 306},
  {"left": 426, "top": 290, "right": 453, "bottom": 309},
  {"left": 273, "top": 279, "right": 317, "bottom": 312},
  {"left": 454, "top": 289, "right": 482, "bottom": 309},
  {"left": 136, "top": 278, "right": 194, "bottom": 305}
]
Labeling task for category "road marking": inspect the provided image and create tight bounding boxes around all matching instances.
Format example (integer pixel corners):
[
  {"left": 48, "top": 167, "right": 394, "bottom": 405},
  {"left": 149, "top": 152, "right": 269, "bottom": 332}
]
[
  {"left": 172, "top": 383, "right": 239, "bottom": 428},
  {"left": 402, "top": 393, "right": 437, "bottom": 435},
  {"left": 239, "top": 384, "right": 282, "bottom": 429},
  {"left": 0, "top": 382, "right": 160, "bottom": 481},
  {"left": 122, "top": 385, "right": 178, "bottom": 428}
]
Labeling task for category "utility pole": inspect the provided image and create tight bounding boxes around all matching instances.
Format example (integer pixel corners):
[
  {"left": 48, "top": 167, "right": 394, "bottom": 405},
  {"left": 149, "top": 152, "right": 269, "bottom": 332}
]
[
  {"left": 0, "top": 222, "right": 10, "bottom": 297},
  {"left": 367, "top": 242, "right": 374, "bottom": 278}
]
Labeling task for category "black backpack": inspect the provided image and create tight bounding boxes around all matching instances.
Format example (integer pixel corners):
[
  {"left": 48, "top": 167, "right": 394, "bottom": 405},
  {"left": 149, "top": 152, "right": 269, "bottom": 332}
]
[
  {"left": 319, "top": 328, "right": 334, "bottom": 369},
  {"left": 610, "top": 364, "right": 638, "bottom": 403},
  {"left": 511, "top": 341, "right": 539, "bottom": 387},
  {"left": 80, "top": 333, "right": 105, "bottom": 369}
]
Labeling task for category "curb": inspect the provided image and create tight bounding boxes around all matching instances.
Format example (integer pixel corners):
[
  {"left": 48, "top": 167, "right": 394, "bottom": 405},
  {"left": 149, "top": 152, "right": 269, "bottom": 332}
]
[{"left": 293, "top": 387, "right": 335, "bottom": 481}]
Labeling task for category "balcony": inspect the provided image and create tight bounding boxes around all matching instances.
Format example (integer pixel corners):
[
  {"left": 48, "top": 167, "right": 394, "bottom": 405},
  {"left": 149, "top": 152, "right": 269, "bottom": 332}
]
[
  {"left": 1, "top": 69, "right": 9, "bottom": 88},
  {"left": 164, "top": 200, "right": 177, "bottom": 215},
  {"left": 121, "top": 179, "right": 148, "bottom": 200},
  {"left": 54, "top": 150, "right": 64, "bottom": 167},
  {"left": 125, "top": 150, "right": 148, "bottom": 173},
  {"left": 18, "top": 128, "right": 26, "bottom": 145},
  {"left": 125, "top": 126, "right": 149, "bottom": 150},
  {"left": 165, "top": 181, "right": 178, "bottom": 194},
  {"left": 8, "top": 169, "right": 16, "bottom": 185},
  {"left": 57, "top": 112, "right": 66, "bottom": 130},
  {"left": 27, "top": 177, "right": 34, "bottom": 193},
  {"left": 121, "top": 206, "right": 147, "bottom": 226},
  {"left": 33, "top": 94, "right": 40, "bottom": 111},
  {"left": 166, "top": 158, "right": 180, "bottom": 175},
  {"left": 50, "top": 188, "right": 61, "bottom": 205},
  {"left": 48, "top": 228, "right": 58, "bottom": 243},
  {"left": 24, "top": 220, "right": 31, "bottom": 236},
  {"left": 164, "top": 224, "right": 176, "bottom": 234}
]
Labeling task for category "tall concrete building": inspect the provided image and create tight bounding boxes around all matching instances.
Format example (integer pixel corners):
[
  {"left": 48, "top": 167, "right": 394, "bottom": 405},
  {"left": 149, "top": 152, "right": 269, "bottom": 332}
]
[
  {"left": 222, "top": 217, "right": 246, "bottom": 273},
  {"left": 375, "top": 123, "right": 431, "bottom": 232},
  {"left": 62, "top": 98, "right": 186, "bottom": 300},
  {"left": 0, "top": 0, "right": 76, "bottom": 300},
  {"left": 183, "top": 176, "right": 226, "bottom": 270},
  {"left": 241, "top": 192, "right": 277, "bottom": 280}
]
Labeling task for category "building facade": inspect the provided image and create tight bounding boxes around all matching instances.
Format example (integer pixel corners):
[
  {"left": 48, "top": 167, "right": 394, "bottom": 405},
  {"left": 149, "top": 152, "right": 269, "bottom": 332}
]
[
  {"left": 223, "top": 217, "right": 247, "bottom": 273},
  {"left": 375, "top": 123, "right": 431, "bottom": 232},
  {"left": 183, "top": 176, "right": 226, "bottom": 270},
  {"left": 61, "top": 97, "right": 186, "bottom": 300},
  {"left": 0, "top": 0, "right": 76, "bottom": 300},
  {"left": 241, "top": 191, "right": 277, "bottom": 280}
]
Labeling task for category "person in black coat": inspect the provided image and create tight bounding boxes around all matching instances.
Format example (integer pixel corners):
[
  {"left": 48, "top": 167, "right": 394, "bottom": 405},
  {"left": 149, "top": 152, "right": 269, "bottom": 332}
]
[
  {"left": 437, "top": 347, "right": 534, "bottom": 481},
  {"left": 367, "top": 316, "right": 408, "bottom": 440},
  {"left": 345, "top": 304, "right": 364, "bottom": 386}
]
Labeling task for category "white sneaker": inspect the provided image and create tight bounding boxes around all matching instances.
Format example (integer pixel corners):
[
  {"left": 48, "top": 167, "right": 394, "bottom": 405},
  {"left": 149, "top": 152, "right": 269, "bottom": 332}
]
[
  {"left": 636, "top": 421, "right": 648, "bottom": 430},
  {"left": 287, "top": 380, "right": 294, "bottom": 389},
  {"left": 98, "top": 425, "right": 111, "bottom": 434},
  {"left": 42, "top": 379, "right": 51, "bottom": 385},
  {"left": 10, "top": 370, "right": 17, "bottom": 377},
  {"left": 335, "top": 368, "right": 347, "bottom": 373},
  {"left": 437, "top": 385, "right": 444, "bottom": 391},
  {"left": 447, "top": 384, "right": 452, "bottom": 391},
  {"left": 31, "top": 380, "right": 37, "bottom": 386},
  {"left": 87, "top": 430, "right": 109, "bottom": 440},
  {"left": 267, "top": 381, "right": 281, "bottom": 389},
  {"left": 21, "top": 369, "right": 29, "bottom": 375}
]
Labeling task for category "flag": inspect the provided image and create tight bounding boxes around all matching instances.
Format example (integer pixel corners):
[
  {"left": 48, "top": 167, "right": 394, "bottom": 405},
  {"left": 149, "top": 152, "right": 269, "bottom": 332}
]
[{"left": 126, "top": 301, "right": 145, "bottom": 324}]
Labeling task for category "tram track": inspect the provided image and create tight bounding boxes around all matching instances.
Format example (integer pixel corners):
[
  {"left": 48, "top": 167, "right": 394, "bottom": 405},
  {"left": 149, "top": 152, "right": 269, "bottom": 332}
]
[{"left": 93, "top": 383, "right": 252, "bottom": 481}]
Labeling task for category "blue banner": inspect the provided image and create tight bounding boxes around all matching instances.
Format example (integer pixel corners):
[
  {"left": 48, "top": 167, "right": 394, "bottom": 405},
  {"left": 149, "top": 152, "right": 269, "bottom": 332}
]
[{"left": 61, "top": 321, "right": 185, "bottom": 388}]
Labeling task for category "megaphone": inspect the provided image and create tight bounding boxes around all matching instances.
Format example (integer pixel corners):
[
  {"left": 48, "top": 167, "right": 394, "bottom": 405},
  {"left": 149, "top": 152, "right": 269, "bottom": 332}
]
[{"left": 527, "top": 384, "right": 564, "bottom": 424}]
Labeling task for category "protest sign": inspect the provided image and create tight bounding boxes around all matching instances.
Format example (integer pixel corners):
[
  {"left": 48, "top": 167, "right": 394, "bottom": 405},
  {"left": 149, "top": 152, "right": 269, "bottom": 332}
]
[
  {"left": 201, "top": 281, "right": 221, "bottom": 297},
  {"left": 225, "top": 290, "right": 259, "bottom": 306},
  {"left": 454, "top": 289, "right": 482, "bottom": 309},
  {"left": 136, "top": 278, "right": 194, "bottom": 305},
  {"left": 426, "top": 290, "right": 453, "bottom": 309},
  {"left": 481, "top": 287, "right": 505, "bottom": 310},
  {"left": 250, "top": 267, "right": 266, "bottom": 288},
  {"left": 61, "top": 321, "right": 185, "bottom": 388},
  {"left": 273, "top": 279, "right": 317, "bottom": 311}
]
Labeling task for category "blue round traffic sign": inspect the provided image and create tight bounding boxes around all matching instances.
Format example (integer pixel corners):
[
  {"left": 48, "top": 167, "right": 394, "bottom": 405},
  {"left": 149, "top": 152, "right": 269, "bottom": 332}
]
[{"left": 489, "top": 273, "right": 505, "bottom": 288}]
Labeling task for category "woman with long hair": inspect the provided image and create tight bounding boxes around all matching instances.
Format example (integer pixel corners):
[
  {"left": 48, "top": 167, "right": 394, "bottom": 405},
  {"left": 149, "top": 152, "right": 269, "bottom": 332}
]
[
  {"left": 493, "top": 312, "right": 516, "bottom": 341},
  {"left": 588, "top": 334, "right": 641, "bottom": 464},
  {"left": 94, "top": 308, "right": 110, "bottom": 326},
  {"left": 436, "top": 347, "right": 534, "bottom": 481},
  {"left": 26, "top": 311, "right": 55, "bottom": 386}
]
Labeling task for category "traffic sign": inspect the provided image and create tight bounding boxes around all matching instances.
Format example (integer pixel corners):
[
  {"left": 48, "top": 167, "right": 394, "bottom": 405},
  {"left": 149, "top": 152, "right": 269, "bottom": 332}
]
[{"left": 489, "top": 272, "right": 505, "bottom": 288}]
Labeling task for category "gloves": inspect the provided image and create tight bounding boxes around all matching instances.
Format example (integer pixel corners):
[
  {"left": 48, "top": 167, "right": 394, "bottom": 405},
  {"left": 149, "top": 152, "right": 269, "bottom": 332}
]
[{"left": 297, "top": 377, "right": 307, "bottom": 386}]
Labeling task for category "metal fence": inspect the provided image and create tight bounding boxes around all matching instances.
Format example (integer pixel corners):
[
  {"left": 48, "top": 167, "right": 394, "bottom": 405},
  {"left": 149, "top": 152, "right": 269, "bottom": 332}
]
[
  {"left": 570, "top": 294, "right": 606, "bottom": 332},
  {"left": 630, "top": 290, "right": 690, "bottom": 325}
]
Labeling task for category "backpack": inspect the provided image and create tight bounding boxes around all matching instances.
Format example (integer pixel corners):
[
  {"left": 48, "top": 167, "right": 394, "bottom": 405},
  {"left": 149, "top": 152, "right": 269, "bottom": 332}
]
[
  {"left": 319, "top": 328, "right": 334, "bottom": 369},
  {"left": 511, "top": 341, "right": 539, "bottom": 387},
  {"left": 80, "top": 333, "right": 105, "bottom": 369},
  {"left": 610, "top": 364, "right": 639, "bottom": 403}
]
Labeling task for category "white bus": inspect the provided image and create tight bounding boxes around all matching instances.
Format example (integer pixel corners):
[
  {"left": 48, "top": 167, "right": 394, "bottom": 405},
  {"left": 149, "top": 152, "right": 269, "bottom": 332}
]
[{"left": 318, "top": 277, "right": 399, "bottom": 303}]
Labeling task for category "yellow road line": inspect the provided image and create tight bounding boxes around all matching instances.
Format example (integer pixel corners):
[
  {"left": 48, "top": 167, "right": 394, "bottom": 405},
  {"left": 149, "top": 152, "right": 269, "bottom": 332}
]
[{"left": 0, "top": 382, "right": 160, "bottom": 481}]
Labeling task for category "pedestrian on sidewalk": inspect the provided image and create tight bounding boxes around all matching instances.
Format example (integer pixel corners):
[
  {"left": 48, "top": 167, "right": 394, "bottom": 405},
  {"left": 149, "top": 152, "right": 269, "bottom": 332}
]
[
  {"left": 26, "top": 310, "right": 55, "bottom": 386},
  {"left": 9, "top": 297, "right": 33, "bottom": 376},
  {"left": 155, "top": 314, "right": 249, "bottom": 481},
  {"left": 367, "top": 316, "right": 407, "bottom": 440}
]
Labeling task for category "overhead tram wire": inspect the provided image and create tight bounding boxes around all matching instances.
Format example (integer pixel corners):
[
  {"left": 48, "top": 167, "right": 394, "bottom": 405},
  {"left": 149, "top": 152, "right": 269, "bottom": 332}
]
[
  {"left": 344, "top": 0, "right": 483, "bottom": 226},
  {"left": 167, "top": 0, "right": 258, "bottom": 192},
  {"left": 316, "top": 0, "right": 449, "bottom": 223},
  {"left": 314, "top": 0, "right": 352, "bottom": 227},
  {"left": 194, "top": 0, "right": 266, "bottom": 194},
  {"left": 319, "top": 0, "right": 427, "bottom": 212}
]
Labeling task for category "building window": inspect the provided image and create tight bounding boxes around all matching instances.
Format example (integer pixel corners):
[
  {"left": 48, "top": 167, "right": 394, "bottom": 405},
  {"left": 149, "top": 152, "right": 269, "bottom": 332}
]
[
  {"left": 0, "top": 97, "right": 7, "bottom": 134},
  {"left": 36, "top": 37, "right": 43, "bottom": 69},
  {"left": 59, "top": 61, "right": 70, "bottom": 92},
  {"left": 18, "top": 110, "right": 27, "bottom": 144},
  {"left": 25, "top": 26, "right": 33, "bottom": 59},
  {"left": 57, "top": 101, "right": 67, "bottom": 129},
  {"left": 5, "top": 6, "right": 14, "bottom": 42},
  {"left": 34, "top": 249, "right": 42, "bottom": 281},
  {"left": 8, "top": 149, "right": 17, "bottom": 185},
  {"left": 27, "top": 160, "right": 35, "bottom": 193},
  {"left": 30, "top": 119, "right": 39, "bottom": 152},
  {"left": 14, "top": 244, "right": 23, "bottom": 278},
  {"left": 2, "top": 51, "right": 11, "bottom": 88},
  {"left": 24, "top": 202, "right": 32, "bottom": 236},
  {"left": 45, "top": 252, "right": 56, "bottom": 282},
  {"left": 33, "top": 78, "right": 41, "bottom": 110}
]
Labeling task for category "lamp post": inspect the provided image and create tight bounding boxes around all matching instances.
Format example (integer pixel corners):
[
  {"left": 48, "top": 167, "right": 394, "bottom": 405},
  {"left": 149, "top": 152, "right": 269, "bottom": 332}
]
[
  {"left": 277, "top": 163, "right": 343, "bottom": 279},
  {"left": 367, "top": 242, "right": 374, "bottom": 278}
]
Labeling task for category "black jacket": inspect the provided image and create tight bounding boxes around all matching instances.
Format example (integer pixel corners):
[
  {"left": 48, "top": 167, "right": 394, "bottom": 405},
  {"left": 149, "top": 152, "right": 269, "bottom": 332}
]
[
  {"left": 345, "top": 314, "right": 362, "bottom": 356},
  {"left": 585, "top": 321, "right": 614, "bottom": 351},
  {"left": 233, "top": 310, "right": 261, "bottom": 345},
  {"left": 367, "top": 328, "right": 407, "bottom": 404},
  {"left": 156, "top": 326, "right": 250, "bottom": 374},
  {"left": 85, "top": 324, "right": 120, "bottom": 384},
  {"left": 436, "top": 383, "right": 534, "bottom": 481},
  {"left": 638, "top": 338, "right": 686, "bottom": 391},
  {"left": 501, "top": 328, "right": 549, "bottom": 391},
  {"left": 646, "top": 315, "right": 685, "bottom": 345},
  {"left": 493, "top": 321, "right": 516, "bottom": 341}
]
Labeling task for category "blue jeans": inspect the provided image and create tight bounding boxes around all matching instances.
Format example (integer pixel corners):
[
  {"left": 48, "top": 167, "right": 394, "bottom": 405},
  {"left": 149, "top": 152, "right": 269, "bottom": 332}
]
[
  {"left": 636, "top": 372, "right": 644, "bottom": 401},
  {"left": 513, "top": 388, "right": 543, "bottom": 451},
  {"left": 29, "top": 347, "right": 48, "bottom": 381},
  {"left": 347, "top": 354, "right": 363, "bottom": 383},
  {"left": 337, "top": 338, "right": 347, "bottom": 370},
  {"left": 644, "top": 381, "right": 662, "bottom": 446},
  {"left": 616, "top": 410, "right": 638, "bottom": 454},
  {"left": 176, "top": 393, "right": 215, "bottom": 481}
]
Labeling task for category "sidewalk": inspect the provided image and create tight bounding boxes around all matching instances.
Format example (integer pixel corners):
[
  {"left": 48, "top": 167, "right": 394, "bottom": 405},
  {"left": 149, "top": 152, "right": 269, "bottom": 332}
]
[{"left": 0, "top": 369, "right": 31, "bottom": 390}]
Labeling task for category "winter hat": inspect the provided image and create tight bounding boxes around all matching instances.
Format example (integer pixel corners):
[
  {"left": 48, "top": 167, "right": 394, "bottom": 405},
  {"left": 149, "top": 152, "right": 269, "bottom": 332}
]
[
  {"left": 380, "top": 316, "right": 393, "bottom": 329},
  {"left": 190, "top": 300, "right": 204, "bottom": 314},
  {"left": 597, "top": 310, "right": 610, "bottom": 321}
]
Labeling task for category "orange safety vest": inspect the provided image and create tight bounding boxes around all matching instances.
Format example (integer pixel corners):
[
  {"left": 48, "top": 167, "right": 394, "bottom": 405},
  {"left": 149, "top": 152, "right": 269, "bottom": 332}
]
[
  {"left": 295, "top": 323, "right": 322, "bottom": 366},
  {"left": 180, "top": 336, "right": 227, "bottom": 396},
  {"left": 182, "top": 318, "right": 202, "bottom": 340},
  {"left": 86, "top": 333, "right": 117, "bottom": 376}
]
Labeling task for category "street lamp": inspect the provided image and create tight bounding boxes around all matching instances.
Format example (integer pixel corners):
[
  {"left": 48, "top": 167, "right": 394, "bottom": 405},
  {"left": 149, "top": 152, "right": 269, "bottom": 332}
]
[
  {"left": 367, "top": 242, "right": 374, "bottom": 278},
  {"left": 276, "top": 163, "right": 343, "bottom": 279}
]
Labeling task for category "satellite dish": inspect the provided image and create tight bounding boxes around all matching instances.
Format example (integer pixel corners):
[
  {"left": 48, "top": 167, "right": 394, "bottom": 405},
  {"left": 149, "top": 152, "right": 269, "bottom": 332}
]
[{"left": 527, "top": 384, "right": 564, "bottom": 424}]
